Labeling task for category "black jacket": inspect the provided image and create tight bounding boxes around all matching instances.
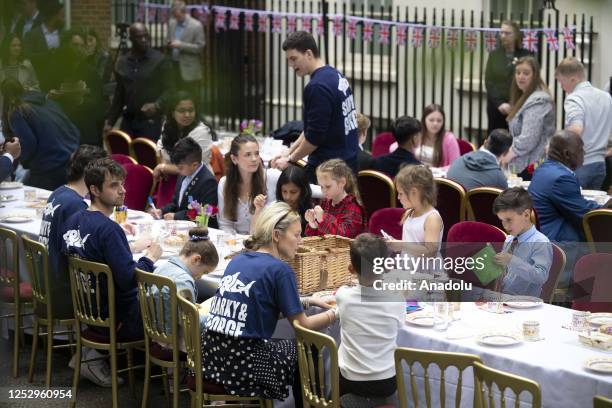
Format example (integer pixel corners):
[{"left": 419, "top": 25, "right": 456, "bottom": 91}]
[{"left": 371, "top": 147, "right": 421, "bottom": 178}]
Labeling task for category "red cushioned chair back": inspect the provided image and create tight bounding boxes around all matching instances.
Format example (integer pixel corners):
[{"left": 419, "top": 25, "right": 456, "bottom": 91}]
[
  {"left": 371, "top": 132, "right": 396, "bottom": 158},
  {"left": 572, "top": 253, "right": 612, "bottom": 312},
  {"left": 153, "top": 175, "right": 178, "bottom": 209},
  {"left": 104, "top": 130, "right": 131, "bottom": 155},
  {"left": 540, "top": 244, "right": 566, "bottom": 303},
  {"left": 357, "top": 171, "right": 396, "bottom": 217},
  {"left": 123, "top": 163, "right": 154, "bottom": 211},
  {"left": 467, "top": 188, "right": 503, "bottom": 230},
  {"left": 369, "top": 208, "right": 405, "bottom": 239},
  {"left": 131, "top": 137, "right": 159, "bottom": 170},
  {"left": 446, "top": 221, "right": 506, "bottom": 288},
  {"left": 435, "top": 179, "right": 466, "bottom": 242},
  {"left": 110, "top": 154, "right": 137, "bottom": 166},
  {"left": 457, "top": 138, "right": 475, "bottom": 156}
]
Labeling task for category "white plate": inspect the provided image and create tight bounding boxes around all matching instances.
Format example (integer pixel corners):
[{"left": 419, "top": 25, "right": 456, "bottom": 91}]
[
  {"left": 127, "top": 210, "right": 149, "bottom": 220},
  {"left": 477, "top": 332, "right": 522, "bottom": 346},
  {"left": 588, "top": 313, "right": 612, "bottom": 327},
  {"left": 405, "top": 312, "right": 435, "bottom": 327},
  {"left": 0, "top": 182, "right": 23, "bottom": 190},
  {"left": 504, "top": 296, "right": 543, "bottom": 309},
  {"left": 582, "top": 189, "right": 607, "bottom": 197},
  {"left": 1, "top": 215, "right": 33, "bottom": 223},
  {"left": 0, "top": 195, "right": 18, "bottom": 202},
  {"left": 584, "top": 357, "right": 612, "bottom": 374}
]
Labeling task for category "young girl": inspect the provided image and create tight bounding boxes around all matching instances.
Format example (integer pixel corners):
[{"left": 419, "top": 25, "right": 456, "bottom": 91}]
[
  {"left": 305, "top": 159, "right": 367, "bottom": 238},
  {"left": 153, "top": 91, "right": 215, "bottom": 180},
  {"left": 218, "top": 134, "right": 280, "bottom": 235},
  {"left": 394, "top": 165, "right": 444, "bottom": 259},
  {"left": 275, "top": 165, "right": 314, "bottom": 233},
  {"left": 413, "top": 104, "right": 460, "bottom": 168}
]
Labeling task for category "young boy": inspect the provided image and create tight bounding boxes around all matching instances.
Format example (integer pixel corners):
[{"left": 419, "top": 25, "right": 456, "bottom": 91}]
[
  {"left": 370, "top": 116, "right": 421, "bottom": 178},
  {"left": 492, "top": 187, "right": 553, "bottom": 297},
  {"left": 335, "top": 233, "right": 405, "bottom": 401},
  {"left": 152, "top": 137, "right": 218, "bottom": 227}
]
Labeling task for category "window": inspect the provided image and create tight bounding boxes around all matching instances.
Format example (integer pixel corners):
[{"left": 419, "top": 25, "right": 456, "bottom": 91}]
[{"left": 490, "top": 0, "right": 540, "bottom": 20}]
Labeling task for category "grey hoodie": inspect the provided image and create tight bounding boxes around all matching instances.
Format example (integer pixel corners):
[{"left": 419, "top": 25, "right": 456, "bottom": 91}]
[{"left": 446, "top": 149, "right": 508, "bottom": 191}]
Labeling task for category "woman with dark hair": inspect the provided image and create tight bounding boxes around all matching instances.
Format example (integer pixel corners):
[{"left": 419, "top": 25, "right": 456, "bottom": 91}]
[
  {"left": 485, "top": 20, "right": 532, "bottom": 133},
  {"left": 0, "top": 33, "right": 39, "bottom": 96},
  {"left": 83, "top": 28, "right": 112, "bottom": 85},
  {"left": 1, "top": 77, "right": 79, "bottom": 189},
  {"left": 413, "top": 104, "right": 459, "bottom": 168},
  {"left": 275, "top": 165, "right": 314, "bottom": 234},
  {"left": 153, "top": 90, "right": 216, "bottom": 180},
  {"left": 501, "top": 56, "right": 555, "bottom": 179}
]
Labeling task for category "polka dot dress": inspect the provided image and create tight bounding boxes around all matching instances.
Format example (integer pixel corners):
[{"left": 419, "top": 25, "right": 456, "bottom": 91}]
[{"left": 200, "top": 330, "right": 297, "bottom": 400}]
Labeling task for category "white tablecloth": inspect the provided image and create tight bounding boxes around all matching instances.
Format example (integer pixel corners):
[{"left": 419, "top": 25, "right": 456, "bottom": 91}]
[{"left": 397, "top": 302, "right": 612, "bottom": 407}]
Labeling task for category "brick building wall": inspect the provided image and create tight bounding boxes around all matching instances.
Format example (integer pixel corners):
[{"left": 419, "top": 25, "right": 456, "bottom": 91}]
[{"left": 71, "top": 0, "right": 113, "bottom": 48}]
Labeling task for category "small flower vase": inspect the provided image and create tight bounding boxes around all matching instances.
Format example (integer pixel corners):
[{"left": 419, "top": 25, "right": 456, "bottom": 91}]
[{"left": 195, "top": 214, "right": 209, "bottom": 228}]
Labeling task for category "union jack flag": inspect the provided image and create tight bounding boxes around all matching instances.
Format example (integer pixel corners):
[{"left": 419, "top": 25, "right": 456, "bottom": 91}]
[
  {"left": 257, "top": 14, "right": 268, "bottom": 33},
  {"left": 347, "top": 18, "right": 357, "bottom": 39},
  {"left": 378, "top": 23, "right": 390, "bottom": 44},
  {"left": 302, "top": 17, "right": 311, "bottom": 32},
  {"left": 485, "top": 31, "right": 497, "bottom": 52},
  {"left": 363, "top": 21, "right": 374, "bottom": 42},
  {"left": 428, "top": 27, "right": 441, "bottom": 48},
  {"left": 136, "top": 3, "right": 145, "bottom": 22},
  {"left": 544, "top": 29, "right": 559, "bottom": 51},
  {"left": 464, "top": 30, "right": 478, "bottom": 51},
  {"left": 286, "top": 16, "right": 297, "bottom": 33},
  {"left": 561, "top": 26, "right": 575, "bottom": 50},
  {"left": 272, "top": 14, "right": 282, "bottom": 33},
  {"left": 396, "top": 25, "right": 407, "bottom": 46},
  {"left": 147, "top": 7, "right": 157, "bottom": 24},
  {"left": 194, "top": 6, "right": 208, "bottom": 25},
  {"left": 229, "top": 10, "right": 240, "bottom": 30},
  {"left": 522, "top": 29, "right": 538, "bottom": 52},
  {"left": 411, "top": 27, "right": 424, "bottom": 48},
  {"left": 244, "top": 12, "right": 254, "bottom": 31},
  {"left": 333, "top": 16, "right": 343, "bottom": 36},
  {"left": 214, "top": 11, "right": 226, "bottom": 32},
  {"left": 446, "top": 29, "right": 459, "bottom": 48},
  {"left": 160, "top": 7, "right": 169, "bottom": 24},
  {"left": 313, "top": 17, "right": 322, "bottom": 35}
]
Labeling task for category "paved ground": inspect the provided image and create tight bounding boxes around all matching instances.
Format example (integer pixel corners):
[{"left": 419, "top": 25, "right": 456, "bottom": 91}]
[{"left": 0, "top": 334, "right": 192, "bottom": 407}]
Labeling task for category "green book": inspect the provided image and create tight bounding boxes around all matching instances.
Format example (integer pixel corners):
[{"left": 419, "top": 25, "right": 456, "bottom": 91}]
[{"left": 471, "top": 243, "right": 504, "bottom": 286}]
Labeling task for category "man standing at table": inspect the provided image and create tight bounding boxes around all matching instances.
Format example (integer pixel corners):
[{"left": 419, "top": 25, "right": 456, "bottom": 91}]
[
  {"left": 555, "top": 57, "right": 612, "bottom": 190},
  {"left": 104, "top": 23, "right": 175, "bottom": 141},
  {"left": 62, "top": 159, "right": 161, "bottom": 381},
  {"left": 272, "top": 31, "right": 359, "bottom": 183},
  {"left": 168, "top": 1, "right": 205, "bottom": 105}
]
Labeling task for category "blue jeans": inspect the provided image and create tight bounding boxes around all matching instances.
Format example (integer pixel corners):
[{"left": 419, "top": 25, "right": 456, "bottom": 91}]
[{"left": 575, "top": 161, "right": 606, "bottom": 190}]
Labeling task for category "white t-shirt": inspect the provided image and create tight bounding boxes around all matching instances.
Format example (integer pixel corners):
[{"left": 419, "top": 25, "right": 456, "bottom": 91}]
[{"left": 336, "top": 285, "right": 405, "bottom": 381}]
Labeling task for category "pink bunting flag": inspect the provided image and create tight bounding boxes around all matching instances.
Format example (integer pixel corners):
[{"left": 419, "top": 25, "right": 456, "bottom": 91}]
[
  {"left": 561, "top": 27, "right": 575, "bottom": 50},
  {"left": 347, "top": 18, "right": 357, "bottom": 39},
  {"left": 522, "top": 29, "right": 538, "bottom": 52},
  {"left": 272, "top": 14, "right": 282, "bottom": 33},
  {"left": 257, "top": 14, "right": 268, "bottom": 33},
  {"left": 362, "top": 21, "right": 374, "bottom": 42},
  {"left": 485, "top": 31, "right": 497, "bottom": 52},
  {"left": 411, "top": 27, "right": 424, "bottom": 48},
  {"left": 464, "top": 30, "right": 478, "bottom": 51},
  {"left": 229, "top": 10, "right": 240, "bottom": 30},
  {"left": 215, "top": 11, "right": 226, "bottom": 32},
  {"left": 396, "top": 25, "right": 407, "bottom": 46},
  {"left": 333, "top": 16, "right": 343, "bottom": 37},
  {"left": 544, "top": 29, "right": 559, "bottom": 51},
  {"left": 428, "top": 27, "right": 441, "bottom": 48},
  {"left": 244, "top": 12, "right": 254, "bottom": 31},
  {"left": 446, "top": 29, "right": 459, "bottom": 48},
  {"left": 286, "top": 16, "right": 297, "bottom": 33},
  {"left": 378, "top": 23, "right": 390, "bottom": 44},
  {"left": 302, "top": 17, "right": 311, "bottom": 32}
]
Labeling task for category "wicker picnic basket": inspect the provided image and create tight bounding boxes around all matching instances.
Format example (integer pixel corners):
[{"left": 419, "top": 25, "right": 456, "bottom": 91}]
[{"left": 287, "top": 235, "right": 353, "bottom": 294}]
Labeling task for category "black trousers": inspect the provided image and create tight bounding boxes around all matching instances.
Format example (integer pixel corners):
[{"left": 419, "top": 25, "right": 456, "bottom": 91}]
[
  {"left": 339, "top": 373, "right": 397, "bottom": 398},
  {"left": 486, "top": 99, "right": 509, "bottom": 135}
]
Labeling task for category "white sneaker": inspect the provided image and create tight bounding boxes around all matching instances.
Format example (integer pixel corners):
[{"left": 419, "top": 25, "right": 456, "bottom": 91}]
[{"left": 80, "top": 360, "right": 125, "bottom": 388}]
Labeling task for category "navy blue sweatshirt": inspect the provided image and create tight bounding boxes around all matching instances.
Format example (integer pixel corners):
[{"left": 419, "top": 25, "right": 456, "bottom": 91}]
[
  {"left": 303, "top": 65, "right": 359, "bottom": 169},
  {"left": 61, "top": 210, "right": 154, "bottom": 324}
]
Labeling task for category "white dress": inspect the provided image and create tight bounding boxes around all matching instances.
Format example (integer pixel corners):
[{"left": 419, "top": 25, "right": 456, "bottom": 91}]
[
  {"left": 402, "top": 208, "right": 445, "bottom": 279},
  {"left": 156, "top": 122, "right": 214, "bottom": 165}
]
